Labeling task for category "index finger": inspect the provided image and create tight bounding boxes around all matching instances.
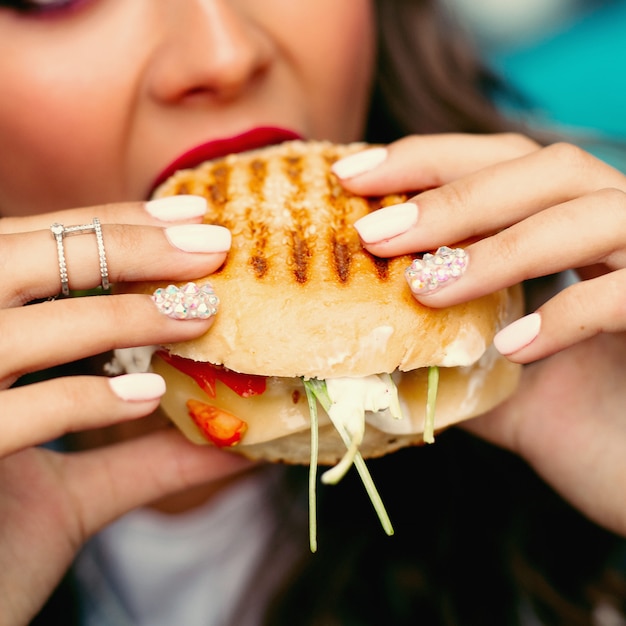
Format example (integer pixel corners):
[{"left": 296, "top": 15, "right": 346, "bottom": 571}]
[
  {"left": 334, "top": 132, "right": 541, "bottom": 196},
  {"left": 0, "top": 195, "right": 209, "bottom": 235},
  {"left": 353, "top": 142, "right": 626, "bottom": 258},
  {"left": 2, "top": 221, "right": 230, "bottom": 307}
]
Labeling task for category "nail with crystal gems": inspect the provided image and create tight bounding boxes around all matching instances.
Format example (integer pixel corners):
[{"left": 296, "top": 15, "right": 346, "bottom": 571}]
[
  {"left": 152, "top": 282, "right": 219, "bottom": 320},
  {"left": 404, "top": 246, "right": 468, "bottom": 296}
]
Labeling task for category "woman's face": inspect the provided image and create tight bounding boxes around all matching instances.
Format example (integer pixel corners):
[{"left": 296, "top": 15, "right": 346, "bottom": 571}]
[{"left": 0, "top": 0, "right": 375, "bottom": 215}]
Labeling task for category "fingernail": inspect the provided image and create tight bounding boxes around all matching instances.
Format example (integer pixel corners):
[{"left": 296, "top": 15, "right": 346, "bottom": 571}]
[
  {"left": 331, "top": 147, "right": 388, "bottom": 179},
  {"left": 165, "top": 224, "right": 231, "bottom": 253},
  {"left": 145, "top": 195, "right": 207, "bottom": 221},
  {"left": 152, "top": 282, "right": 219, "bottom": 320},
  {"left": 354, "top": 202, "right": 418, "bottom": 245},
  {"left": 494, "top": 313, "right": 541, "bottom": 355},
  {"left": 109, "top": 373, "right": 166, "bottom": 402},
  {"left": 405, "top": 246, "right": 468, "bottom": 295}
]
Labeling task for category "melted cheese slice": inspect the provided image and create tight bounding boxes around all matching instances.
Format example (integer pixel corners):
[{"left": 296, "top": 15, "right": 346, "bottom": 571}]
[{"left": 112, "top": 344, "right": 519, "bottom": 450}]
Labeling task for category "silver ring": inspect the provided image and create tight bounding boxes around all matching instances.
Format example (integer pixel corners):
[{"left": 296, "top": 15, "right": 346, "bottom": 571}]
[
  {"left": 92, "top": 218, "right": 110, "bottom": 291},
  {"left": 49, "top": 218, "right": 110, "bottom": 297},
  {"left": 50, "top": 222, "right": 69, "bottom": 297}
]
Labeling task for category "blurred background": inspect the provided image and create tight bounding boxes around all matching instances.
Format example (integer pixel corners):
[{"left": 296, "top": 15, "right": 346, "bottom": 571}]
[{"left": 445, "top": 0, "right": 626, "bottom": 169}]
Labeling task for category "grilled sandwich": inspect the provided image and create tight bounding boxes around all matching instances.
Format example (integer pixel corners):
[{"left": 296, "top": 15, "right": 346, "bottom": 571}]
[{"left": 126, "top": 140, "right": 524, "bottom": 463}]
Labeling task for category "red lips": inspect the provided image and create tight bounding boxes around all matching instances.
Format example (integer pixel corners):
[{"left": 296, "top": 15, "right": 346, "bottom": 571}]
[{"left": 151, "top": 126, "right": 302, "bottom": 193}]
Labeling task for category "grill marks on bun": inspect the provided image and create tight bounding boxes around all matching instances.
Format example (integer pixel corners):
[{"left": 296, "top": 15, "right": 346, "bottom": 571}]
[
  {"left": 151, "top": 141, "right": 521, "bottom": 379},
  {"left": 283, "top": 155, "right": 313, "bottom": 284},
  {"left": 156, "top": 141, "right": 396, "bottom": 288}
]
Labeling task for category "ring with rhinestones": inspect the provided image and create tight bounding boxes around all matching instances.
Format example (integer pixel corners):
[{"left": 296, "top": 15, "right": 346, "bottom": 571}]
[
  {"left": 152, "top": 282, "right": 220, "bottom": 320},
  {"left": 92, "top": 218, "right": 110, "bottom": 291},
  {"left": 49, "top": 218, "right": 111, "bottom": 297},
  {"left": 50, "top": 222, "right": 70, "bottom": 297}
]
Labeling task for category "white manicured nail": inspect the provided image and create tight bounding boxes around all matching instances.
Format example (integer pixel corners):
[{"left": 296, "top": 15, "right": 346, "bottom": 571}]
[
  {"left": 165, "top": 224, "right": 231, "bottom": 253},
  {"left": 353, "top": 202, "right": 418, "bottom": 244},
  {"left": 331, "top": 147, "right": 388, "bottom": 179},
  {"left": 494, "top": 313, "right": 542, "bottom": 355},
  {"left": 145, "top": 195, "right": 208, "bottom": 221},
  {"left": 109, "top": 373, "right": 166, "bottom": 402}
]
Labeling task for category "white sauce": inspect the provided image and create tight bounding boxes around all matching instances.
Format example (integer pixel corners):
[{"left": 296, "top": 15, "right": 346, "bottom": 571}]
[
  {"left": 438, "top": 328, "right": 486, "bottom": 367},
  {"left": 454, "top": 343, "right": 498, "bottom": 416},
  {"left": 325, "top": 374, "right": 402, "bottom": 444}
]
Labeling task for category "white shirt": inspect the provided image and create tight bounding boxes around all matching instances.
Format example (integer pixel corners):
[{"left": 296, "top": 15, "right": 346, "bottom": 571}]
[{"left": 73, "top": 466, "right": 293, "bottom": 626}]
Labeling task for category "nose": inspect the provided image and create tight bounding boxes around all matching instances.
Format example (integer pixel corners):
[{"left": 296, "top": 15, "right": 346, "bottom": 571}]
[{"left": 147, "top": 0, "right": 272, "bottom": 104}]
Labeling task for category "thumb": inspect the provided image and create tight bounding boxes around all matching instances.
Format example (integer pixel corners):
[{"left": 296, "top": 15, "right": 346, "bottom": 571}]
[{"left": 63, "top": 429, "right": 256, "bottom": 538}]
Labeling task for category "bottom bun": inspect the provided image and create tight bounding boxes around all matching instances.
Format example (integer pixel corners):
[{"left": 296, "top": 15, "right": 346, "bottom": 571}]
[{"left": 152, "top": 346, "right": 521, "bottom": 465}]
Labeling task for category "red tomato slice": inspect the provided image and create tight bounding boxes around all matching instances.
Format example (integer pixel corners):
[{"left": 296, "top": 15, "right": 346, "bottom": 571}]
[
  {"left": 186, "top": 399, "right": 248, "bottom": 447},
  {"left": 157, "top": 351, "right": 266, "bottom": 397}
]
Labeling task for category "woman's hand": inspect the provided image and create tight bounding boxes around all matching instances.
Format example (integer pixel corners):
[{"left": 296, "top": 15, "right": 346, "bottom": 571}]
[
  {"left": 0, "top": 197, "right": 253, "bottom": 623},
  {"left": 334, "top": 133, "right": 626, "bottom": 536}
]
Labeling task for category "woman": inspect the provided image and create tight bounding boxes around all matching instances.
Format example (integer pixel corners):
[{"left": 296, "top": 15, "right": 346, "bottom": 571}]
[{"left": 1, "top": 0, "right": 625, "bottom": 624}]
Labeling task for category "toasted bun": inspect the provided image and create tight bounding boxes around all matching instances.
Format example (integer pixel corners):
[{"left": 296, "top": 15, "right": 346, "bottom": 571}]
[
  {"left": 150, "top": 140, "right": 521, "bottom": 378},
  {"left": 135, "top": 140, "right": 523, "bottom": 464}
]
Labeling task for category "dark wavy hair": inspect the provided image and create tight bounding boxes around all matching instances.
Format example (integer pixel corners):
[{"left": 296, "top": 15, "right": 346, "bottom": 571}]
[
  {"left": 251, "top": 1, "right": 626, "bottom": 624},
  {"left": 366, "top": 0, "right": 520, "bottom": 141}
]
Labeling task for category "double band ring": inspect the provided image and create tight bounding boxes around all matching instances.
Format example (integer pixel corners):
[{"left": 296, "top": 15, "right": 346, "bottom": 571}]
[{"left": 50, "top": 218, "right": 110, "bottom": 297}]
